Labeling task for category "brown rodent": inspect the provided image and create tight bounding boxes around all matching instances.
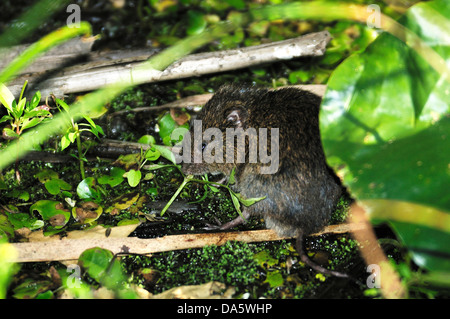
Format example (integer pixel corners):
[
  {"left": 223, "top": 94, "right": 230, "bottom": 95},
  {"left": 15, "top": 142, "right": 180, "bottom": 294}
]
[{"left": 182, "top": 84, "right": 348, "bottom": 278}]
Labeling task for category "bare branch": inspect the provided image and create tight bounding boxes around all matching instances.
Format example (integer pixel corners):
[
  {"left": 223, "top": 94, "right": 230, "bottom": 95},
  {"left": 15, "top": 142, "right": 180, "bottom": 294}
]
[
  {"left": 12, "top": 223, "right": 365, "bottom": 263},
  {"left": 7, "top": 31, "right": 330, "bottom": 100}
]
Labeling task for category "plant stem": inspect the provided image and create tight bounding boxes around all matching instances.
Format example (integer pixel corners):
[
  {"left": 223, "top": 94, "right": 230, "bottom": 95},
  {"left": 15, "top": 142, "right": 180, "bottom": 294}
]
[
  {"left": 76, "top": 133, "right": 85, "bottom": 180},
  {"left": 160, "top": 175, "right": 193, "bottom": 216}
]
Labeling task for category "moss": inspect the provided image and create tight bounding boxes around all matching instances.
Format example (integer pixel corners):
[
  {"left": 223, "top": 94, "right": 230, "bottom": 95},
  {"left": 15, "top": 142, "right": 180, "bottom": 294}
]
[{"left": 126, "top": 241, "right": 259, "bottom": 294}]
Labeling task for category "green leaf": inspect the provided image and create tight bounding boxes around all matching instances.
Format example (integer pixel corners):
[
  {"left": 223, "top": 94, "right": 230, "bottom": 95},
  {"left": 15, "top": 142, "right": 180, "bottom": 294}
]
[
  {"left": 0, "top": 83, "right": 15, "bottom": 112},
  {"left": 60, "top": 134, "right": 71, "bottom": 150},
  {"left": 153, "top": 144, "right": 176, "bottom": 164},
  {"left": 228, "top": 166, "right": 236, "bottom": 185},
  {"left": 253, "top": 250, "right": 278, "bottom": 268},
  {"left": 77, "top": 177, "right": 101, "bottom": 200},
  {"left": 29, "top": 91, "right": 41, "bottom": 110},
  {"left": 0, "top": 115, "right": 12, "bottom": 124},
  {"left": 0, "top": 213, "right": 15, "bottom": 240},
  {"left": 78, "top": 247, "right": 127, "bottom": 290},
  {"left": 362, "top": 199, "right": 450, "bottom": 272},
  {"left": 12, "top": 278, "right": 53, "bottom": 299},
  {"left": 44, "top": 178, "right": 72, "bottom": 195},
  {"left": 5, "top": 211, "right": 43, "bottom": 231},
  {"left": 158, "top": 113, "right": 176, "bottom": 141},
  {"left": 30, "top": 200, "right": 71, "bottom": 230},
  {"left": 21, "top": 117, "right": 43, "bottom": 131},
  {"left": 15, "top": 98, "right": 26, "bottom": 119},
  {"left": 124, "top": 169, "right": 141, "bottom": 187},
  {"left": 187, "top": 10, "right": 207, "bottom": 36},
  {"left": 2, "top": 128, "right": 19, "bottom": 139},
  {"left": 97, "top": 167, "right": 125, "bottom": 187},
  {"left": 35, "top": 168, "right": 58, "bottom": 183},
  {"left": 78, "top": 247, "right": 114, "bottom": 281},
  {"left": 137, "top": 135, "right": 156, "bottom": 146},
  {"left": 144, "top": 147, "right": 161, "bottom": 161},
  {"left": 264, "top": 270, "right": 284, "bottom": 288},
  {"left": 72, "top": 202, "right": 103, "bottom": 225},
  {"left": 55, "top": 98, "right": 70, "bottom": 113},
  {"left": 233, "top": 192, "right": 266, "bottom": 207},
  {"left": 320, "top": 0, "right": 450, "bottom": 273},
  {"left": 230, "top": 191, "right": 242, "bottom": 217},
  {"left": 288, "top": 69, "right": 311, "bottom": 84}
]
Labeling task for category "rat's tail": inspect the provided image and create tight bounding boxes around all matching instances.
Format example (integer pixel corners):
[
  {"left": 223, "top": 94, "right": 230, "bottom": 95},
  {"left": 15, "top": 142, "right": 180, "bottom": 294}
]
[{"left": 295, "top": 230, "right": 349, "bottom": 279}]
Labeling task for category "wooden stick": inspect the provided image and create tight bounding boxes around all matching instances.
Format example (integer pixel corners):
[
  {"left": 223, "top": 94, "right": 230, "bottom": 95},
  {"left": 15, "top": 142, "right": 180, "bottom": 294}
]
[
  {"left": 12, "top": 223, "right": 365, "bottom": 263},
  {"left": 8, "top": 31, "right": 330, "bottom": 100},
  {"left": 1, "top": 36, "right": 96, "bottom": 76},
  {"left": 108, "top": 84, "right": 327, "bottom": 117}
]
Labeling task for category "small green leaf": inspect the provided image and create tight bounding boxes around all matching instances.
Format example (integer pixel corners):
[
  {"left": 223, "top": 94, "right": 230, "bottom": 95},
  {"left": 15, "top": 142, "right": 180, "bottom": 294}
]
[
  {"left": 253, "top": 250, "right": 278, "bottom": 268},
  {"left": 137, "top": 135, "right": 156, "bottom": 145},
  {"left": 35, "top": 169, "right": 58, "bottom": 183},
  {"left": 15, "top": 98, "right": 26, "bottom": 119},
  {"left": 288, "top": 69, "right": 311, "bottom": 84},
  {"left": 264, "top": 270, "right": 284, "bottom": 288},
  {"left": 158, "top": 113, "right": 176, "bottom": 141},
  {"left": 153, "top": 144, "right": 176, "bottom": 164},
  {"left": 56, "top": 98, "right": 70, "bottom": 113},
  {"left": 228, "top": 166, "right": 236, "bottom": 185},
  {"left": 124, "top": 169, "right": 141, "bottom": 187},
  {"left": 12, "top": 278, "right": 53, "bottom": 299},
  {"left": 30, "top": 200, "right": 70, "bottom": 230},
  {"left": 187, "top": 10, "right": 207, "bottom": 36},
  {"left": 60, "top": 135, "right": 71, "bottom": 150},
  {"left": 233, "top": 192, "right": 266, "bottom": 207},
  {"left": 97, "top": 167, "right": 125, "bottom": 187},
  {"left": 208, "top": 184, "right": 220, "bottom": 193},
  {"left": 0, "top": 82, "right": 15, "bottom": 112},
  {"left": 77, "top": 177, "right": 101, "bottom": 200},
  {"left": 2, "top": 128, "right": 19, "bottom": 139},
  {"left": 78, "top": 247, "right": 114, "bottom": 281},
  {"left": 21, "top": 117, "right": 43, "bottom": 131},
  {"left": 72, "top": 202, "right": 103, "bottom": 224},
  {"left": 0, "top": 115, "right": 12, "bottom": 124},
  {"left": 29, "top": 91, "right": 41, "bottom": 109},
  {"left": 44, "top": 178, "right": 72, "bottom": 195},
  {"left": 144, "top": 147, "right": 161, "bottom": 161},
  {"left": 6, "top": 211, "right": 43, "bottom": 231},
  {"left": 0, "top": 213, "right": 15, "bottom": 240},
  {"left": 78, "top": 247, "right": 127, "bottom": 290}
]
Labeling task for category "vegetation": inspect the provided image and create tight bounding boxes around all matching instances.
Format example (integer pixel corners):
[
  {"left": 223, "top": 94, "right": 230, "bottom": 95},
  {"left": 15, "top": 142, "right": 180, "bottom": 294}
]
[{"left": 0, "top": 0, "right": 448, "bottom": 299}]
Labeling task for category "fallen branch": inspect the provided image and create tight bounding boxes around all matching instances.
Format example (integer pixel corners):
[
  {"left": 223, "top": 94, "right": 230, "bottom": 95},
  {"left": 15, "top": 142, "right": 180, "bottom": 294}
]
[
  {"left": 12, "top": 223, "right": 365, "bottom": 263},
  {"left": 1, "top": 36, "right": 96, "bottom": 76},
  {"left": 8, "top": 31, "right": 330, "bottom": 100}
]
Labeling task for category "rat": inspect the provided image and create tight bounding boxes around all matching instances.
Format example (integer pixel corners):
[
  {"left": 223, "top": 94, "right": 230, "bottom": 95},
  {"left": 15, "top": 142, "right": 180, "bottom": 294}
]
[{"left": 181, "top": 84, "right": 348, "bottom": 278}]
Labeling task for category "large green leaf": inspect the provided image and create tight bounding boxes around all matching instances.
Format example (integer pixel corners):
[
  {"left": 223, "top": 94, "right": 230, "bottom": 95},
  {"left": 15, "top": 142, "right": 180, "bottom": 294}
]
[{"left": 320, "top": 0, "right": 450, "bottom": 272}]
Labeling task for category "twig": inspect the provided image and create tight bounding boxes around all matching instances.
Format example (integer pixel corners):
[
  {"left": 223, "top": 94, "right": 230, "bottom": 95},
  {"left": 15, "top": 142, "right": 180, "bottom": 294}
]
[
  {"left": 107, "top": 84, "right": 327, "bottom": 118},
  {"left": 12, "top": 223, "right": 365, "bottom": 263},
  {"left": 348, "top": 204, "right": 406, "bottom": 298}
]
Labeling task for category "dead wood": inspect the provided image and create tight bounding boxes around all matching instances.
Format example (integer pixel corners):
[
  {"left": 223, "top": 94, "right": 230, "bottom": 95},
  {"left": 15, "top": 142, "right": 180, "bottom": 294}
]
[
  {"left": 12, "top": 223, "right": 366, "bottom": 263},
  {"left": 6, "top": 31, "right": 330, "bottom": 100}
]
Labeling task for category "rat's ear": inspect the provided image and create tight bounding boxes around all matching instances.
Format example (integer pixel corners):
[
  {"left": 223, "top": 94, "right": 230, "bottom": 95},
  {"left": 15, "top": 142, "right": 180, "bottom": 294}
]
[{"left": 224, "top": 105, "right": 247, "bottom": 128}]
